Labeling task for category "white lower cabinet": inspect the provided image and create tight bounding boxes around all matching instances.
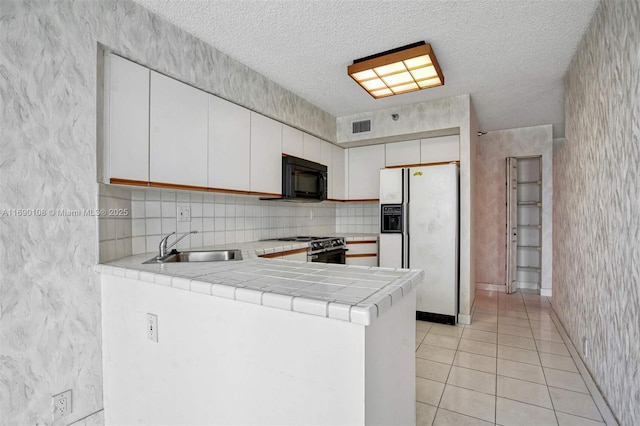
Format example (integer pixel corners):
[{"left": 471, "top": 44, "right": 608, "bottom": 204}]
[
  {"left": 250, "top": 112, "right": 282, "bottom": 195},
  {"left": 347, "top": 144, "right": 385, "bottom": 200},
  {"left": 208, "top": 96, "right": 250, "bottom": 191},
  {"left": 345, "top": 240, "right": 379, "bottom": 267},
  {"left": 149, "top": 71, "right": 208, "bottom": 187},
  {"left": 281, "top": 249, "right": 308, "bottom": 262}
]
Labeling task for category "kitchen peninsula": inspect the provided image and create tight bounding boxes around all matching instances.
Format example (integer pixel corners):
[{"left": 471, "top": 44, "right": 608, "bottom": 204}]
[{"left": 98, "top": 241, "right": 422, "bottom": 425}]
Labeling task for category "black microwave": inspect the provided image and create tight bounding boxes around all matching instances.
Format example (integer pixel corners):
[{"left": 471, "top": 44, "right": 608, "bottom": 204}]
[{"left": 262, "top": 155, "right": 327, "bottom": 202}]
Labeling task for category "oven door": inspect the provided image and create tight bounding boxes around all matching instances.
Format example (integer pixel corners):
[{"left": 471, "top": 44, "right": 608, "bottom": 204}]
[{"left": 308, "top": 248, "right": 347, "bottom": 264}]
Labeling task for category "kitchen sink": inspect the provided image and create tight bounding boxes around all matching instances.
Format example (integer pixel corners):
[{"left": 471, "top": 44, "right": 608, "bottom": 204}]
[{"left": 143, "top": 249, "right": 243, "bottom": 264}]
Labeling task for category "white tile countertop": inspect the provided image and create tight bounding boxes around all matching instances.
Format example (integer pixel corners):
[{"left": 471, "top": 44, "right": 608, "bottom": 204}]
[{"left": 96, "top": 235, "right": 422, "bottom": 326}]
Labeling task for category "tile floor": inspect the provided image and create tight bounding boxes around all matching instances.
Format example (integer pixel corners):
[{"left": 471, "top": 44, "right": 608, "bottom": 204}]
[{"left": 415, "top": 290, "right": 609, "bottom": 426}]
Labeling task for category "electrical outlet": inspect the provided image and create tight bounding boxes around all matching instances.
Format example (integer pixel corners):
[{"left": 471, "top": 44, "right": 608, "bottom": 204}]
[
  {"left": 147, "top": 313, "right": 158, "bottom": 342},
  {"left": 583, "top": 337, "right": 589, "bottom": 358},
  {"left": 52, "top": 389, "right": 72, "bottom": 421},
  {"left": 177, "top": 204, "right": 191, "bottom": 222}
]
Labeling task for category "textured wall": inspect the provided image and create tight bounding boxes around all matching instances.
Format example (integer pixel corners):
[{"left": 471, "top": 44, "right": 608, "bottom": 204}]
[
  {"left": 0, "top": 1, "right": 334, "bottom": 424},
  {"left": 475, "top": 126, "right": 553, "bottom": 293},
  {"left": 555, "top": 0, "right": 640, "bottom": 424}
]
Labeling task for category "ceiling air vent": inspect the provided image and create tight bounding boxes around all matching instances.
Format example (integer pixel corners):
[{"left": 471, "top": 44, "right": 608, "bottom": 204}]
[{"left": 352, "top": 119, "right": 371, "bottom": 134}]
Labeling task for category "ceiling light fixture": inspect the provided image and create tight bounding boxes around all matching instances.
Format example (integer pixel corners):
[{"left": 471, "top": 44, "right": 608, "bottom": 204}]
[{"left": 348, "top": 41, "right": 444, "bottom": 99}]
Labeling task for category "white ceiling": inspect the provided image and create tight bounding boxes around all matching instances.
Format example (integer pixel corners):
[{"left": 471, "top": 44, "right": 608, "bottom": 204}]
[{"left": 132, "top": 0, "right": 600, "bottom": 139}]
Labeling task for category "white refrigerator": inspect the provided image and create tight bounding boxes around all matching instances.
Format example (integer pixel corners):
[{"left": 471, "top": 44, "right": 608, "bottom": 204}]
[{"left": 379, "top": 164, "right": 459, "bottom": 324}]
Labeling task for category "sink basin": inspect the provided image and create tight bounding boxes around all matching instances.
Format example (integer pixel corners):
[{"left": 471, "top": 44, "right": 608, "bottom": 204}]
[{"left": 143, "top": 249, "right": 243, "bottom": 264}]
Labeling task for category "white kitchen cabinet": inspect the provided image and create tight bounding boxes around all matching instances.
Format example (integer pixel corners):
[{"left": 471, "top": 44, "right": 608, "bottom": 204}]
[
  {"left": 303, "top": 133, "right": 323, "bottom": 164},
  {"left": 103, "top": 53, "right": 149, "bottom": 182},
  {"left": 346, "top": 240, "right": 378, "bottom": 267},
  {"left": 347, "top": 144, "right": 385, "bottom": 200},
  {"left": 150, "top": 71, "right": 208, "bottom": 187},
  {"left": 208, "top": 96, "right": 250, "bottom": 191},
  {"left": 420, "top": 134, "right": 459, "bottom": 164},
  {"left": 320, "top": 141, "right": 334, "bottom": 199},
  {"left": 281, "top": 249, "right": 308, "bottom": 262},
  {"left": 282, "top": 125, "right": 304, "bottom": 158},
  {"left": 385, "top": 139, "right": 420, "bottom": 167},
  {"left": 250, "top": 112, "right": 282, "bottom": 195},
  {"left": 332, "top": 145, "right": 346, "bottom": 200}
]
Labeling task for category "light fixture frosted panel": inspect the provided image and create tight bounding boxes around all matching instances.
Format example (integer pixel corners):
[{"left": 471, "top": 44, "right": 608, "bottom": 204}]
[{"left": 348, "top": 42, "right": 444, "bottom": 98}]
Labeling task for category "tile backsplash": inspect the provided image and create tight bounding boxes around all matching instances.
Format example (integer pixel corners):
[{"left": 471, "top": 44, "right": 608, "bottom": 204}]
[{"left": 100, "top": 184, "right": 380, "bottom": 262}]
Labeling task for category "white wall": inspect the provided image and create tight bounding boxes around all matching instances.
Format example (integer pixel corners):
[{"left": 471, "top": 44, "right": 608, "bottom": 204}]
[
  {"left": 0, "top": 1, "right": 335, "bottom": 423},
  {"left": 475, "top": 125, "right": 553, "bottom": 294},
  {"left": 555, "top": 1, "right": 640, "bottom": 424}
]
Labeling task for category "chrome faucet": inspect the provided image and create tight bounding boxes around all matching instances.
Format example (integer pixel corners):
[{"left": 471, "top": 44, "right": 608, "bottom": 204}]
[{"left": 157, "top": 231, "right": 198, "bottom": 258}]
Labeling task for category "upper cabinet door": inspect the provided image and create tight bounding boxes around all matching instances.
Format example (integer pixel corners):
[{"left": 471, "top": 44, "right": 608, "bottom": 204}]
[
  {"left": 250, "top": 112, "right": 282, "bottom": 195},
  {"left": 420, "top": 135, "right": 460, "bottom": 164},
  {"left": 282, "top": 125, "right": 304, "bottom": 158},
  {"left": 104, "top": 54, "right": 149, "bottom": 182},
  {"left": 331, "top": 145, "right": 346, "bottom": 200},
  {"left": 385, "top": 139, "right": 420, "bottom": 167},
  {"left": 149, "top": 71, "right": 208, "bottom": 187},
  {"left": 348, "top": 144, "right": 385, "bottom": 200},
  {"left": 303, "top": 133, "right": 323, "bottom": 164},
  {"left": 208, "top": 96, "right": 250, "bottom": 191},
  {"left": 320, "top": 141, "right": 333, "bottom": 199}
]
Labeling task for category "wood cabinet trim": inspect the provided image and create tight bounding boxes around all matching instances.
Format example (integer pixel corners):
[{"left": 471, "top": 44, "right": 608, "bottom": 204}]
[
  {"left": 346, "top": 240, "right": 378, "bottom": 245},
  {"left": 346, "top": 253, "right": 378, "bottom": 258},
  {"left": 385, "top": 160, "right": 459, "bottom": 169},
  {"left": 259, "top": 247, "right": 308, "bottom": 259}
]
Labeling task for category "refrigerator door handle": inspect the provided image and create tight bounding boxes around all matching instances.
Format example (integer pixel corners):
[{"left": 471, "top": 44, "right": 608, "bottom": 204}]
[{"left": 405, "top": 168, "right": 410, "bottom": 268}]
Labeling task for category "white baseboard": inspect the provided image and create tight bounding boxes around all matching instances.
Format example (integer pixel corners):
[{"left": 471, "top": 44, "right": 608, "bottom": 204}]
[
  {"left": 476, "top": 282, "right": 506, "bottom": 292},
  {"left": 457, "top": 313, "right": 471, "bottom": 325}
]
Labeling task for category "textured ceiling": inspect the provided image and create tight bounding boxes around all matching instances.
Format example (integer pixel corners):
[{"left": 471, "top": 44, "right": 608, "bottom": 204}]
[{"left": 131, "top": 0, "right": 600, "bottom": 138}]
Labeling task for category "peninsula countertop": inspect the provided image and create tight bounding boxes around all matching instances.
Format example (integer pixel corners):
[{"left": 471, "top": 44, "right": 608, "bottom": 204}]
[{"left": 96, "top": 235, "right": 422, "bottom": 326}]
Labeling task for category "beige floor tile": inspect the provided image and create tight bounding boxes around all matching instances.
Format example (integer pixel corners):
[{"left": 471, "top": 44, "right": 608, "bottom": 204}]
[
  {"left": 461, "top": 328, "right": 497, "bottom": 344},
  {"left": 423, "top": 333, "right": 460, "bottom": 350},
  {"left": 527, "top": 311, "right": 554, "bottom": 322},
  {"left": 416, "top": 344, "right": 456, "bottom": 364},
  {"left": 549, "top": 387, "right": 603, "bottom": 421},
  {"left": 416, "top": 358, "right": 452, "bottom": 383},
  {"left": 416, "top": 377, "right": 446, "bottom": 406},
  {"left": 496, "top": 397, "right": 558, "bottom": 426},
  {"left": 498, "top": 316, "right": 531, "bottom": 328},
  {"left": 467, "top": 320, "right": 498, "bottom": 332},
  {"left": 429, "top": 323, "right": 465, "bottom": 338},
  {"left": 498, "top": 309, "right": 530, "bottom": 319},
  {"left": 498, "top": 334, "right": 537, "bottom": 350},
  {"left": 416, "top": 330, "right": 427, "bottom": 346},
  {"left": 416, "top": 402, "right": 437, "bottom": 426},
  {"left": 497, "top": 358, "right": 546, "bottom": 384},
  {"left": 533, "top": 329, "right": 564, "bottom": 343},
  {"left": 555, "top": 411, "right": 606, "bottom": 425},
  {"left": 453, "top": 351, "right": 497, "bottom": 374},
  {"left": 447, "top": 366, "right": 496, "bottom": 395},
  {"left": 539, "top": 352, "right": 578, "bottom": 373},
  {"left": 416, "top": 320, "right": 433, "bottom": 333},
  {"left": 474, "top": 306, "right": 498, "bottom": 315},
  {"left": 497, "top": 376, "right": 553, "bottom": 409},
  {"left": 433, "top": 408, "right": 493, "bottom": 426},
  {"left": 536, "top": 339, "right": 570, "bottom": 356},
  {"left": 529, "top": 319, "right": 558, "bottom": 332},
  {"left": 498, "top": 345, "right": 541, "bottom": 365},
  {"left": 498, "top": 323, "right": 534, "bottom": 338},
  {"left": 472, "top": 313, "right": 498, "bottom": 324},
  {"left": 458, "top": 338, "right": 497, "bottom": 357},
  {"left": 439, "top": 384, "right": 496, "bottom": 423},
  {"left": 544, "top": 368, "right": 588, "bottom": 393}
]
